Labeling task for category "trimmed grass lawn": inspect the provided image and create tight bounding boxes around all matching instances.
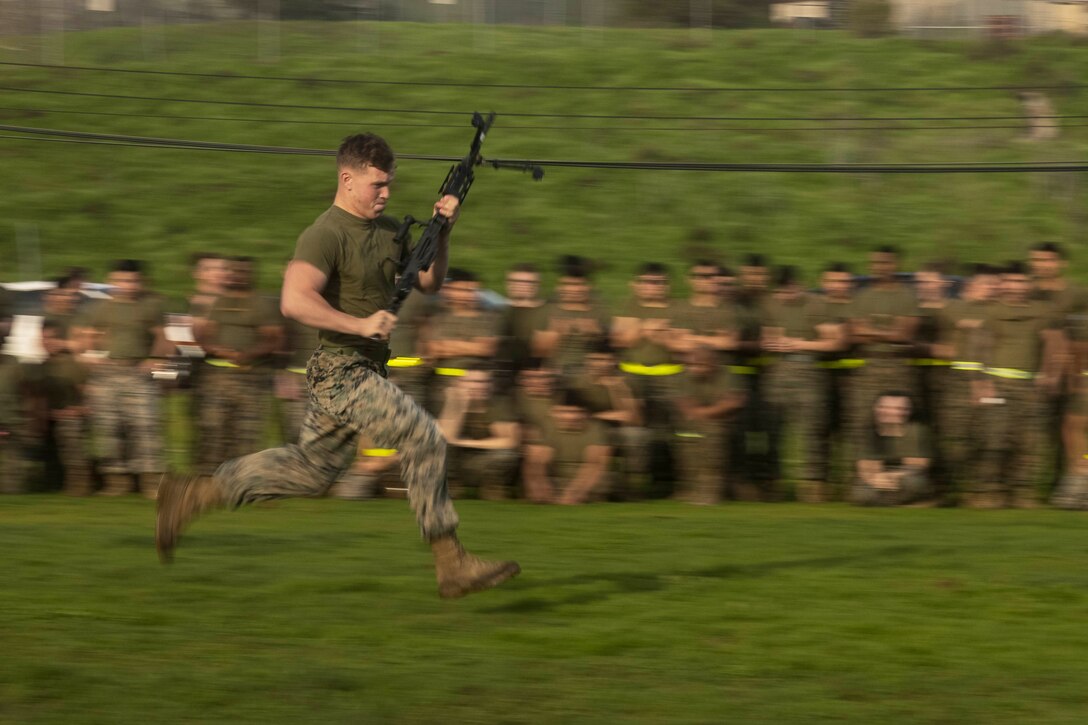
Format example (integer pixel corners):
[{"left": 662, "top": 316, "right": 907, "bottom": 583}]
[{"left": 2, "top": 496, "right": 1088, "bottom": 723}]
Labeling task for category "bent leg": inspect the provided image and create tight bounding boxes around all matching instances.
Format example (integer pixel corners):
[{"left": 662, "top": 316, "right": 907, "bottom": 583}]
[{"left": 216, "top": 403, "right": 359, "bottom": 507}]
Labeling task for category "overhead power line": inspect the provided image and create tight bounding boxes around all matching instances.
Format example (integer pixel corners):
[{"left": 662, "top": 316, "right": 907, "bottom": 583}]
[
  {"left": 3, "top": 124, "right": 1087, "bottom": 173},
  {"left": 0, "top": 104, "right": 1071, "bottom": 133},
  {"left": 2, "top": 85, "right": 1084, "bottom": 123},
  {"left": 0, "top": 60, "right": 1083, "bottom": 94}
]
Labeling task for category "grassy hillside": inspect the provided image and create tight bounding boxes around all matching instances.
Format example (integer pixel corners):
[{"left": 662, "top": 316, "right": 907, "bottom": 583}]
[
  {"left": 1, "top": 22, "right": 1087, "bottom": 300},
  {"left": 3, "top": 497, "right": 1088, "bottom": 723}
]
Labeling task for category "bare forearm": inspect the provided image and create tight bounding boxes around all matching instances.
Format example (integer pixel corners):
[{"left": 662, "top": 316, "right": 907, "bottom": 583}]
[
  {"left": 281, "top": 285, "right": 362, "bottom": 337},
  {"left": 417, "top": 238, "right": 450, "bottom": 293}
]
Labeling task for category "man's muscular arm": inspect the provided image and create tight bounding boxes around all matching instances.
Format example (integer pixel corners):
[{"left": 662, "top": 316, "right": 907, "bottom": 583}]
[
  {"left": 415, "top": 195, "right": 459, "bottom": 294},
  {"left": 281, "top": 261, "right": 395, "bottom": 340}
]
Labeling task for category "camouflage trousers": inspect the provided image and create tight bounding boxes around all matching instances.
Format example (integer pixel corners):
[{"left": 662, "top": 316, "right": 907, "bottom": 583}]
[
  {"left": 939, "top": 369, "right": 981, "bottom": 492},
  {"left": 976, "top": 377, "right": 1046, "bottom": 499},
  {"left": 214, "top": 349, "right": 459, "bottom": 541},
  {"left": 0, "top": 435, "right": 28, "bottom": 494},
  {"left": 764, "top": 359, "right": 825, "bottom": 482},
  {"left": 88, "top": 363, "right": 164, "bottom": 475},
  {"left": 275, "top": 369, "right": 308, "bottom": 445},
  {"left": 673, "top": 423, "right": 726, "bottom": 504},
  {"left": 198, "top": 366, "right": 271, "bottom": 475},
  {"left": 54, "top": 416, "right": 93, "bottom": 495}
]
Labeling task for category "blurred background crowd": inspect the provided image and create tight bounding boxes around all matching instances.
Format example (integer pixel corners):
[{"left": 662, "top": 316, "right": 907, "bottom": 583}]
[{"left": 3, "top": 240, "right": 1088, "bottom": 510}]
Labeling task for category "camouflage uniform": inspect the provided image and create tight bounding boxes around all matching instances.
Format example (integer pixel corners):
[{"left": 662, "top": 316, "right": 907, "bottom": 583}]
[
  {"left": 851, "top": 422, "right": 931, "bottom": 506},
  {"left": 672, "top": 364, "right": 741, "bottom": 504},
  {"left": 0, "top": 354, "right": 30, "bottom": 494},
  {"left": 727, "top": 289, "right": 776, "bottom": 500},
  {"left": 80, "top": 294, "right": 167, "bottom": 490},
  {"left": 197, "top": 292, "right": 282, "bottom": 474},
  {"left": 848, "top": 284, "right": 918, "bottom": 453},
  {"left": 279, "top": 315, "right": 320, "bottom": 444},
  {"left": 935, "top": 299, "right": 991, "bottom": 496},
  {"left": 386, "top": 292, "right": 432, "bottom": 409},
  {"left": 426, "top": 306, "right": 501, "bottom": 415},
  {"left": 446, "top": 396, "right": 520, "bottom": 500},
  {"left": 975, "top": 301, "right": 1056, "bottom": 504},
  {"left": 39, "top": 352, "right": 92, "bottom": 495},
  {"left": 212, "top": 205, "right": 459, "bottom": 540},
  {"left": 761, "top": 294, "right": 835, "bottom": 489}
]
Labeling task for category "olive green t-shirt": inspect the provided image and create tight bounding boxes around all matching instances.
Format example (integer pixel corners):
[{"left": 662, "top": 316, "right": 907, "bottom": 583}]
[
  {"left": 670, "top": 299, "right": 735, "bottom": 338},
  {"left": 616, "top": 299, "right": 675, "bottom": 367},
  {"left": 39, "top": 353, "right": 88, "bottom": 410},
  {"left": 539, "top": 302, "right": 611, "bottom": 370},
  {"left": 543, "top": 419, "right": 609, "bottom": 486},
  {"left": 206, "top": 293, "right": 282, "bottom": 365},
  {"left": 851, "top": 284, "right": 917, "bottom": 356},
  {"left": 861, "top": 422, "right": 930, "bottom": 467},
  {"left": 79, "top": 295, "right": 165, "bottom": 360},
  {"left": 460, "top": 397, "right": 518, "bottom": 441},
  {"left": 514, "top": 391, "right": 555, "bottom": 442},
  {"left": 762, "top": 294, "right": 831, "bottom": 341},
  {"left": 1031, "top": 283, "right": 1088, "bottom": 321},
  {"left": 388, "top": 292, "right": 432, "bottom": 360},
  {"left": 938, "top": 299, "right": 991, "bottom": 362},
  {"left": 292, "top": 205, "right": 403, "bottom": 349},
  {"left": 983, "top": 301, "right": 1057, "bottom": 372},
  {"left": 428, "top": 309, "right": 501, "bottom": 369},
  {"left": 501, "top": 304, "right": 548, "bottom": 367}
]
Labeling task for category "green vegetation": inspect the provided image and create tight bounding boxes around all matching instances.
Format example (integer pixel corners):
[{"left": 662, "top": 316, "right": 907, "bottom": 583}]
[
  {"left": 1, "top": 23, "right": 1087, "bottom": 301},
  {"left": 2, "top": 497, "right": 1088, "bottom": 723}
]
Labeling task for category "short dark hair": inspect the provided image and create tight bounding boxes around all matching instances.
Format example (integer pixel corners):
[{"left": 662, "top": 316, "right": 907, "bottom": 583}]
[
  {"left": 336, "top": 133, "right": 395, "bottom": 173},
  {"left": 1031, "top": 241, "right": 1067, "bottom": 259},
  {"left": 718, "top": 264, "right": 735, "bottom": 278},
  {"left": 691, "top": 259, "right": 718, "bottom": 270},
  {"left": 970, "top": 262, "right": 998, "bottom": 277},
  {"left": 773, "top": 265, "right": 800, "bottom": 288},
  {"left": 446, "top": 267, "right": 477, "bottom": 284},
  {"left": 1003, "top": 260, "right": 1028, "bottom": 276},
  {"left": 637, "top": 262, "right": 668, "bottom": 277},
  {"left": 873, "top": 245, "right": 900, "bottom": 256},
  {"left": 558, "top": 254, "right": 590, "bottom": 279},
  {"left": 229, "top": 255, "right": 256, "bottom": 265},
  {"left": 741, "top": 253, "right": 767, "bottom": 268},
  {"left": 112, "top": 259, "right": 144, "bottom": 274},
  {"left": 824, "top": 261, "right": 853, "bottom": 274}
]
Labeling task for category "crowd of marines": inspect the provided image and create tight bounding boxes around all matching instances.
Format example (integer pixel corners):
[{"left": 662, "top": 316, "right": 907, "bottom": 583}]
[{"left": 3, "top": 240, "right": 1088, "bottom": 510}]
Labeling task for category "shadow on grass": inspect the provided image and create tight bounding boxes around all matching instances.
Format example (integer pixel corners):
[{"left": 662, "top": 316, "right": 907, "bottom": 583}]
[{"left": 482, "top": 545, "right": 923, "bottom": 613}]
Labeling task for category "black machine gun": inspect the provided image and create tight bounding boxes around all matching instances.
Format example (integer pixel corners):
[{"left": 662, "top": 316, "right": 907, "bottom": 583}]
[{"left": 385, "top": 112, "right": 542, "bottom": 315}]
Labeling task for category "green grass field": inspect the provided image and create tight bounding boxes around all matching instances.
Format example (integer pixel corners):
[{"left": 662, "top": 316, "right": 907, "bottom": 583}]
[
  {"left": 2, "top": 496, "right": 1088, "bottom": 723},
  {"left": 2, "top": 22, "right": 1088, "bottom": 300}
]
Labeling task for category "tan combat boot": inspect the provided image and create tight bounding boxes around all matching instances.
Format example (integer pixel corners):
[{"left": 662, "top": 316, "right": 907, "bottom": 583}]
[
  {"left": 156, "top": 474, "right": 223, "bottom": 563},
  {"left": 430, "top": 533, "right": 520, "bottom": 599}
]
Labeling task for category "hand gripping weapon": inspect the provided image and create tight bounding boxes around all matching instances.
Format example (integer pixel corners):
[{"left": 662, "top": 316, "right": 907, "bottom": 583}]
[{"left": 385, "top": 112, "right": 542, "bottom": 315}]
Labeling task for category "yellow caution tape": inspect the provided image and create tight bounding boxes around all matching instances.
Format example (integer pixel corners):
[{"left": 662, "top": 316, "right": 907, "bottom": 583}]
[
  {"left": 619, "top": 362, "right": 684, "bottom": 376},
  {"left": 951, "top": 361, "right": 984, "bottom": 372},
  {"left": 984, "top": 367, "right": 1034, "bottom": 380},
  {"left": 728, "top": 365, "right": 758, "bottom": 375},
  {"left": 388, "top": 357, "right": 424, "bottom": 368},
  {"left": 362, "top": 448, "right": 398, "bottom": 457},
  {"left": 435, "top": 367, "right": 466, "bottom": 377},
  {"left": 817, "top": 358, "right": 867, "bottom": 370},
  {"left": 206, "top": 359, "right": 242, "bottom": 368},
  {"left": 675, "top": 432, "right": 705, "bottom": 439},
  {"left": 286, "top": 367, "right": 307, "bottom": 375},
  {"left": 909, "top": 359, "right": 952, "bottom": 367}
]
